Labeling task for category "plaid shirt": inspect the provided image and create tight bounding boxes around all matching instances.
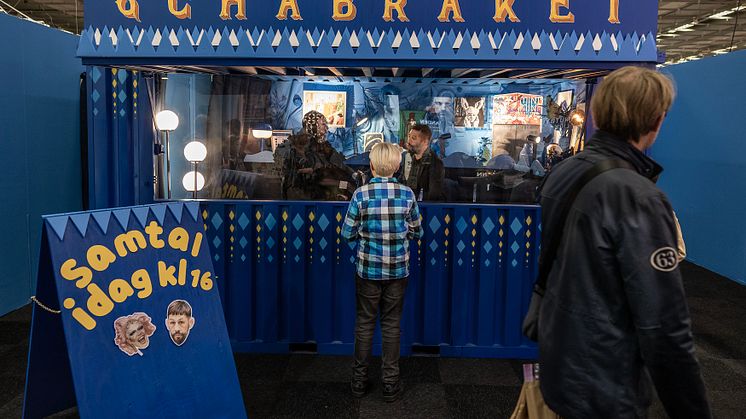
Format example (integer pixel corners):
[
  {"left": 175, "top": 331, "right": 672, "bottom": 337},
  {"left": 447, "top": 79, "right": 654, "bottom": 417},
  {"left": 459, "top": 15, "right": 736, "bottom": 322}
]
[{"left": 341, "top": 177, "right": 423, "bottom": 280}]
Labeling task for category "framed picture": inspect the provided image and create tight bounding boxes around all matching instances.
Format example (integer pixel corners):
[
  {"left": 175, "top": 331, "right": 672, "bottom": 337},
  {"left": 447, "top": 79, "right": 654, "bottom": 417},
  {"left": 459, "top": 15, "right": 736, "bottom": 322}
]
[
  {"left": 271, "top": 130, "right": 292, "bottom": 152},
  {"left": 363, "top": 132, "right": 384, "bottom": 152},
  {"left": 556, "top": 90, "right": 574, "bottom": 110},
  {"left": 303, "top": 90, "right": 347, "bottom": 128},
  {"left": 492, "top": 94, "right": 543, "bottom": 127},
  {"left": 454, "top": 97, "right": 486, "bottom": 128}
]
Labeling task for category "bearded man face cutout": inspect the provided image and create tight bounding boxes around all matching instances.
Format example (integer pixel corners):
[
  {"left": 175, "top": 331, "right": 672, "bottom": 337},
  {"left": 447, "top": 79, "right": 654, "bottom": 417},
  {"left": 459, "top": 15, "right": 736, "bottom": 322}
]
[{"left": 165, "top": 300, "right": 196, "bottom": 346}]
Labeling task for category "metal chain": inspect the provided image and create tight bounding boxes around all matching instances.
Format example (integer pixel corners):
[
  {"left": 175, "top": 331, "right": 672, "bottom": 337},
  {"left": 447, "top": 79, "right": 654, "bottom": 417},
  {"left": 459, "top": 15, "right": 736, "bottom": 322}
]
[{"left": 29, "top": 296, "right": 61, "bottom": 314}]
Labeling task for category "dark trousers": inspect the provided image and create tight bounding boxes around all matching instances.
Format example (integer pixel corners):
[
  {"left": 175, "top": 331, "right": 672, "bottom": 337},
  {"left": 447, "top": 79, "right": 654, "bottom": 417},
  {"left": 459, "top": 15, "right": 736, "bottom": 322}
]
[{"left": 352, "top": 275, "right": 409, "bottom": 384}]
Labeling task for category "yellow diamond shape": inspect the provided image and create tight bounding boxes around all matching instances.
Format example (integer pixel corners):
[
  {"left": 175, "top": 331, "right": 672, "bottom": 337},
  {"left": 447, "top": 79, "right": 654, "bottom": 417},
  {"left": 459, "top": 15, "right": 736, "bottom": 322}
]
[
  {"left": 255, "top": 211, "right": 261, "bottom": 220},
  {"left": 526, "top": 216, "right": 532, "bottom": 225},
  {"left": 336, "top": 212, "right": 342, "bottom": 222},
  {"left": 444, "top": 240, "right": 449, "bottom": 246},
  {"left": 256, "top": 225, "right": 262, "bottom": 233},
  {"left": 310, "top": 226, "right": 314, "bottom": 234},
  {"left": 526, "top": 230, "right": 531, "bottom": 238},
  {"left": 527, "top": 243, "right": 531, "bottom": 248},
  {"left": 499, "top": 242, "right": 503, "bottom": 248},
  {"left": 336, "top": 239, "right": 340, "bottom": 244},
  {"left": 112, "top": 69, "right": 118, "bottom": 75},
  {"left": 310, "top": 238, "right": 314, "bottom": 244},
  {"left": 471, "top": 215, "right": 478, "bottom": 225},
  {"left": 230, "top": 237, "right": 235, "bottom": 243},
  {"left": 445, "top": 250, "right": 448, "bottom": 255},
  {"left": 202, "top": 210, "right": 208, "bottom": 219},
  {"left": 471, "top": 229, "right": 477, "bottom": 237},
  {"left": 309, "top": 212, "right": 315, "bottom": 221},
  {"left": 336, "top": 226, "right": 341, "bottom": 234},
  {"left": 283, "top": 211, "right": 288, "bottom": 221},
  {"left": 471, "top": 241, "right": 476, "bottom": 247},
  {"left": 445, "top": 214, "right": 451, "bottom": 224},
  {"left": 499, "top": 229, "right": 504, "bottom": 237},
  {"left": 112, "top": 92, "right": 117, "bottom": 99},
  {"left": 133, "top": 79, "right": 138, "bottom": 88},
  {"left": 230, "top": 225, "right": 235, "bottom": 232},
  {"left": 257, "top": 237, "right": 261, "bottom": 243},
  {"left": 283, "top": 237, "right": 287, "bottom": 243},
  {"left": 283, "top": 226, "right": 287, "bottom": 233},
  {"left": 445, "top": 228, "right": 450, "bottom": 236},
  {"left": 112, "top": 80, "right": 117, "bottom": 88},
  {"left": 203, "top": 224, "right": 207, "bottom": 230},
  {"left": 229, "top": 211, "right": 235, "bottom": 220},
  {"left": 499, "top": 215, "right": 505, "bottom": 225}
]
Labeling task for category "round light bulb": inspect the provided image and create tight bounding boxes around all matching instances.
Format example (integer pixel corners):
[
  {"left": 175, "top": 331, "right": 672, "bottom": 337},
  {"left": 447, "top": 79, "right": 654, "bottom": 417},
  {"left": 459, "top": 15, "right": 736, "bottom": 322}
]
[
  {"left": 184, "top": 141, "right": 207, "bottom": 162},
  {"left": 182, "top": 171, "right": 205, "bottom": 192},
  {"left": 155, "top": 110, "right": 179, "bottom": 131}
]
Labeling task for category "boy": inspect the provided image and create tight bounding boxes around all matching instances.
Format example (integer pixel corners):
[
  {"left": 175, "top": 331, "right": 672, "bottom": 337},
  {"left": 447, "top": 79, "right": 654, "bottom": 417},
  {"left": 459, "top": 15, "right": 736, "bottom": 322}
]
[{"left": 341, "top": 142, "right": 423, "bottom": 402}]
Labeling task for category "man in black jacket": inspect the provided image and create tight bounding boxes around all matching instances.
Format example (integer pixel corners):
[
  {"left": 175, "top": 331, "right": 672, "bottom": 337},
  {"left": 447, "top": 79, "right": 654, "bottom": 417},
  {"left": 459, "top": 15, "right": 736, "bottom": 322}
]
[
  {"left": 538, "top": 67, "right": 711, "bottom": 418},
  {"left": 398, "top": 124, "right": 446, "bottom": 201}
]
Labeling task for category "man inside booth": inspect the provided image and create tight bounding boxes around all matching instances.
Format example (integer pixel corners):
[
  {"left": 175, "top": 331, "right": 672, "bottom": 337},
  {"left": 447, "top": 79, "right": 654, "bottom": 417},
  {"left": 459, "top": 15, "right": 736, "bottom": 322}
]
[{"left": 398, "top": 124, "right": 446, "bottom": 201}]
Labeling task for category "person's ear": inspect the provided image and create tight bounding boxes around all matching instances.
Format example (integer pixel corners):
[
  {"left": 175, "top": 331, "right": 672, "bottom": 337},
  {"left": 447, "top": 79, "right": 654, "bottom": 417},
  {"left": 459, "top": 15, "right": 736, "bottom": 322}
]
[{"left": 189, "top": 317, "right": 195, "bottom": 329}]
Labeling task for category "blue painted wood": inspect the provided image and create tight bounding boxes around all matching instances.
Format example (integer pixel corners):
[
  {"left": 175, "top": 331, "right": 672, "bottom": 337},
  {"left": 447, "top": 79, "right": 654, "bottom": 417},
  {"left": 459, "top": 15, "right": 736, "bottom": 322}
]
[{"left": 199, "top": 201, "right": 539, "bottom": 359}]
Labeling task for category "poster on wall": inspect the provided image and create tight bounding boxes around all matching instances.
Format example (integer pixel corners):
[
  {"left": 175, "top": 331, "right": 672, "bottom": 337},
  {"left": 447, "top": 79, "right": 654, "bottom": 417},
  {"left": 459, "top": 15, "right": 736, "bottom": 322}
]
[
  {"left": 22, "top": 203, "right": 246, "bottom": 419},
  {"left": 455, "top": 97, "right": 487, "bottom": 128},
  {"left": 556, "top": 90, "right": 574, "bottom": 110},
  {"left": 399, "top": 110, "right": 426, "bottom": 141},
  {"left": 492, "top": 94, "right": 544, "bottom": 128},
  {"left": 303, "top": 91, "right": 347, "bottom": 128},
  {"left": 363, "top": 132, "right": 384, "bottom": 152},
  {"left": 424, "top": 96, "right": 455, "bottom": 139}
]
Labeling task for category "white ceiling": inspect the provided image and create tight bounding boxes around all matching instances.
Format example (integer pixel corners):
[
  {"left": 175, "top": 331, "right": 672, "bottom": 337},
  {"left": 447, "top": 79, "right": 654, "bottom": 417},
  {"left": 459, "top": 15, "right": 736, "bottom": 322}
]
[{"left": 1, "top": 0, "right": 744, "bottom": 65}]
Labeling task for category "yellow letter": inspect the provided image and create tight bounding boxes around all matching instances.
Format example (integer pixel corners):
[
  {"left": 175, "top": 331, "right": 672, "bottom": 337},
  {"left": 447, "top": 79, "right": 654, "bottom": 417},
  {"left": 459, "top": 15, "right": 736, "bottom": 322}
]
[
  {"left": 86, "top": 283, "right": 114, "bottom": 317},
  {"left": 145, "top": 221, "right": 165, "bottom": 249},
  {"left": 168, "top": 227, "right": 190, "bottom": 252},
  {"left": 191, "top": 232, "right": 203, "bottom": 257},
  {"left": 115, "top": 0, "right": 140, "bottom": 22},
  {"left": 550, "top": 0, "right": 574, "bottom": 23},
  {"left": 383, "top": 0, "right": 409, "bottom": 22},
  {"left": 86, "top": 245, "right": 117, "bottom": 272},
  {"left": 333, "top": 0, "right": 357, "bottom": 21},
  {"left": 438, "top": 0, "right": 464, "bottom": 22},
  {"left": 178, "top": 259, "right": 188, "bottom": 285},
  {"left": 64, "top": 298, "right": 96, "bottom": 330},
  {"left": 60, "top": 259, "right": 93, "bottom": 289},
  {"left": 191, "top": 269, "right": 202, "bottom": 288},
  {"left": 200, "top": 271, "right": 214, "bottom": 291},
  {"left": 114, "top": 230, "right": 148, "bottom": 257},
  {"left": 609, "top": 0, "right": 620, "bottom": 24},
  {"left": 493, "top": 0, "right": 519, "bottom": 23},
  {"left": 168, "top": 0, "right": 191, "bottom": 19},
  {"left": 108, "top": 279, "right": 135, "bottom": 303},
  {"left": 130, "top": 269, "right": 153, "bottom": 298},
  {"left": 158, "top": 261, "right": 178, "bottom": 287},
  {"left": 276, "top": 0, "right": 302, "bottom": 20},
  {"left": 220, "top": 0, "right": 247, "bottom": 20}
]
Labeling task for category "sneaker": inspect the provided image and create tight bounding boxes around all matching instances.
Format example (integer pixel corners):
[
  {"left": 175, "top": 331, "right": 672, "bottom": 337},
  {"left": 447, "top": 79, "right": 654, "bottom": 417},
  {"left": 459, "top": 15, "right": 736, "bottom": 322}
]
[
  {"left": 382, "top": 380, "right": 403, "bottom": 403},
  {"left": 351, "top": 379, "right": 368, "bottom": 398}
]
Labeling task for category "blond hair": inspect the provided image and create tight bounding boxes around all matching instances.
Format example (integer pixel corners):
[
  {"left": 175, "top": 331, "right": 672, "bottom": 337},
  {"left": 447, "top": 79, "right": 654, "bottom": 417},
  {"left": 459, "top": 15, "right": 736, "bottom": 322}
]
[
  {"left": 591, "top": 66, "right": 675, "bottom": 141},
  {"left": 370, "top": 142, "right": 402, "bottom": 177}
]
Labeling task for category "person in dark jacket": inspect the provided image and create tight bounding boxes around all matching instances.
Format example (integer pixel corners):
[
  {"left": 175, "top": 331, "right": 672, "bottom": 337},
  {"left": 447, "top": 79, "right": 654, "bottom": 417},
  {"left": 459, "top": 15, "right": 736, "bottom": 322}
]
[
  {"left": 537, "top": 66, "right": 711, "bottom": 419},
  {"left": 398, "top": 124, "right": 446, "bottom": 201}
]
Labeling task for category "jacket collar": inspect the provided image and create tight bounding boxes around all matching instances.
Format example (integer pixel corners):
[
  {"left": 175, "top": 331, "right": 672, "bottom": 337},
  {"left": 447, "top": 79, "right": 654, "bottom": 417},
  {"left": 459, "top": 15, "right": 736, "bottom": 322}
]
[
  {"left": 585, "top": 131, "right": 663, "bottom": 180},
  {"left": 409, "top": 147, "right": 434, "bottom": 164}
]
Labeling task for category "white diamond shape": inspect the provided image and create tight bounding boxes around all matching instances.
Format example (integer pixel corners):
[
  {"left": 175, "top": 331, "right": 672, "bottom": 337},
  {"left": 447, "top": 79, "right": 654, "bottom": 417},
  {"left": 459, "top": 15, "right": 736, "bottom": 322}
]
[{"left": 531, "top": 33, "right": 541, "bottom": 51}]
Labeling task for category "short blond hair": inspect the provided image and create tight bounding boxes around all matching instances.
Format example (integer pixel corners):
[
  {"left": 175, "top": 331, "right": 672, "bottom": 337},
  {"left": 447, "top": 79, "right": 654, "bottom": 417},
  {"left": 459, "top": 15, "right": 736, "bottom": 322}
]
[
  {"left": 591, "top": 66, "right": 675, "bottom": 141},
  {"left": 369, "top": 142, "right": 402, "bottom": 177}
]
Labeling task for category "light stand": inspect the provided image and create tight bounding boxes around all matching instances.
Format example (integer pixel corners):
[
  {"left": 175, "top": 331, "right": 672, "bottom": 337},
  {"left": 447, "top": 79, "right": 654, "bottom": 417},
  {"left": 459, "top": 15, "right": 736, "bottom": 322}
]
[
  {"left": 183, "top": 141, "right": 207, "bottom": 199},
  {"left": 155, "top": 110, "right": 179, "bottom": 199}
]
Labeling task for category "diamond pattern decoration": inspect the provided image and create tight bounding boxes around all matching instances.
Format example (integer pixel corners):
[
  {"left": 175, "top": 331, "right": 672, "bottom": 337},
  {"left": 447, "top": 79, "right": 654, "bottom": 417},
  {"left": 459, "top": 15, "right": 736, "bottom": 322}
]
[
  {"left": 91, "top": 90, "right": 100, "bottom": 103},
  {"left": 293, "top": 237, "right": 302, "bottom": 249},
  {"left": 431, "top": 258, "right": 436, "bottom": 266},
  {"left": 457, "top": 241, "right": 466, "bottom": 253},
  {"left": 512, "top": 260, "right": 518, "bottom": 267},
  {"left": 458, "top": 259, "right": 463, "bottom": 266},
  {"left": 318, "top": 214, "right": 330, "bottom": 231},
  {"left": 319, "top": 237, "right": 328, "bottom": 249},
  {"left": 211, "top": 212, "right": 223, "bottom": 229},
  {"left": 456, "top": 217, "right": 468, "bottom": 234},
  {"left": 239, "top": 237, "right": 248, "bottom": 248},
  {"left": 267, "top": 237, "right": 275, "bottom": 249},
  {"left": 213, "top": 236, "right": 222, "bottom": 248},
  {"left": 483, "top": 217, "right": 495, "bottom": 235},
  {"left": 320, "top": 256, "right": 326, "bottom": 263},
  {"left": 429, "top": 217, "right": 441, "bottom": 233},
  {"left": 268, "top": 255, "right": 274, "bottom": 262},
  {"left": 295, "top": 255, "right": 301, "bottom": 263},
  {"left": 511, "top": 242, "right": 519, "bottom": 253},
  {"left": 484, "top": 242, "right": 493, "bottom": 253},
  {"left": 265, "top": 213, "right": 276, "bottom": 230},
  {"left": 510, "top": 218, "right": 522, "bottom": 235},
  {"left": 293, "top": 214, "right": 304, "bottom": 230},
  {"left": 429, "top": 240, "right": 438, "bottom": 252},
  {"left": 238, "top": 213, "right": 250, "bottom": 230},
  {"left": 485, "top": 259, "right": 491, "bottom": 267}
]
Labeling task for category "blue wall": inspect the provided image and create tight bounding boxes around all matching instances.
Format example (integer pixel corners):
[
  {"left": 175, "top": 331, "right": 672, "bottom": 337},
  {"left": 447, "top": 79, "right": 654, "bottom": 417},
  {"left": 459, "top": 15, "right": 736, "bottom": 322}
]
[
  {"left": 0, "top": 14, "right": 84, "bottom": 315},
  {"left": 654, "top": 50, "right": 746, "bottom": 285}
]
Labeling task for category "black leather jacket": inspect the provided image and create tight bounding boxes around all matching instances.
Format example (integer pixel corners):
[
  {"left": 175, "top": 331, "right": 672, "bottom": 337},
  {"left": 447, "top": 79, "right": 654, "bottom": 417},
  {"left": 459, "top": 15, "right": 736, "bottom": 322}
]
[{"left": 537, "top": 131, "right": 711, "bottom": 419}]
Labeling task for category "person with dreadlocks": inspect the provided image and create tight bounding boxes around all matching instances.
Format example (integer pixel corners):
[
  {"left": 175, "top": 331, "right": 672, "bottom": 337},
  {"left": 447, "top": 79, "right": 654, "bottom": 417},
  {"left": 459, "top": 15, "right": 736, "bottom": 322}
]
[{"left": 301, "top": 110, "right": 358, "bottom": 200}]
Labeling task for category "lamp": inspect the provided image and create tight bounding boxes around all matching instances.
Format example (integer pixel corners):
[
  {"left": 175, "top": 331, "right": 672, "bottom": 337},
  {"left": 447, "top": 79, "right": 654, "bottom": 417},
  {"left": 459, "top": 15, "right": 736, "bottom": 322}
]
[
  {"left": 352, "top": 116, "right": 369, "bottom": 155},
  {"left": 182, "top": 171, "right": 205, "bottom": 194},
  {"left": 155, "top": 110, "right": 179, "bottom": 199},
  {"left": 569, "top": 109, "right": 586, "bottom": 127},
  {"left": 252, "top": 122, "right": 273, "bottom": 152},
  {"left": 184, "top": 141, "right": 207, "bottom": 199}
]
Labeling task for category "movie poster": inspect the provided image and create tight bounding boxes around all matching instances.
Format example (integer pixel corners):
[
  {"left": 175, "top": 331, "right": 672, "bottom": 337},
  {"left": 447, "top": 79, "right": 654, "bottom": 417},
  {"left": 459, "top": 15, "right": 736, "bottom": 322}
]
[
  {"left": 492, "top": 94, "right": 543, "bottom": 127},
  {"left": 303, "top": 91, "right": 347, "bottom": 128},
  {"left": 455, "top": 97, "right": 486, "bottom": 128}
]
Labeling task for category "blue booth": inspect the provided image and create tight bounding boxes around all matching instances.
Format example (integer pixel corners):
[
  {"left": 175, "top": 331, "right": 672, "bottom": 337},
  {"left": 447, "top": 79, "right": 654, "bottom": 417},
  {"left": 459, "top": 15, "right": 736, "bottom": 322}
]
[{"left": 76, "top": 0, "right": 660, "bottom": 359}]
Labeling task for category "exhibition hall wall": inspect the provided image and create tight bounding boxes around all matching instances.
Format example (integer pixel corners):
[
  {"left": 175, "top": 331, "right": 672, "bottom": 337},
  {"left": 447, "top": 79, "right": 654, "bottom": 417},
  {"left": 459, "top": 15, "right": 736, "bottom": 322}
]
[
  {"left": 0, "top": 14, "right": 84, "bottom": 315},
  {"left": 655, "top": 49, "right": 746, "bottom": 285}
]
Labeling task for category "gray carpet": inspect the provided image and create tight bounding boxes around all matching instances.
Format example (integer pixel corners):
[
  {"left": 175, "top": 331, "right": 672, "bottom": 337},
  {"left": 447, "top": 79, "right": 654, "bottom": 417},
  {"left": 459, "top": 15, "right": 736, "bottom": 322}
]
[{"left": 1, "top": 261, "right": 745, "bottom": 418}]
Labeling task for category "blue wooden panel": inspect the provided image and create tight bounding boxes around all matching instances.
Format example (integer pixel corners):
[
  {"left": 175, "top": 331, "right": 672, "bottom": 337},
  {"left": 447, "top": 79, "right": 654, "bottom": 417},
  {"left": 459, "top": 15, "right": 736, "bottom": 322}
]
[{"left": 198, "top": 201, "right": 539, "bottom": 358}]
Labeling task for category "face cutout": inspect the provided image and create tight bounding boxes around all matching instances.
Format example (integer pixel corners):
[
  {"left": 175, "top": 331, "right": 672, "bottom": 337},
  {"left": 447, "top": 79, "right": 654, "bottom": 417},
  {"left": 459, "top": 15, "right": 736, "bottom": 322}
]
[
  {"left": 114, "top": 313, "right": 156, "bottom": 356},
  {"left": 165, "top": 300, "right": 196, "bottom": 347}
]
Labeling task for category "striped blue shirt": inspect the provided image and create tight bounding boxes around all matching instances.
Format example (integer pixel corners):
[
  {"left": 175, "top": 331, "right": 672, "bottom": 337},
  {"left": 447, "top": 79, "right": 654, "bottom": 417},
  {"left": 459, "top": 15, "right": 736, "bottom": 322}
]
[{"left": 341, "top": 177, "right": 423, "bottom": 280}]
